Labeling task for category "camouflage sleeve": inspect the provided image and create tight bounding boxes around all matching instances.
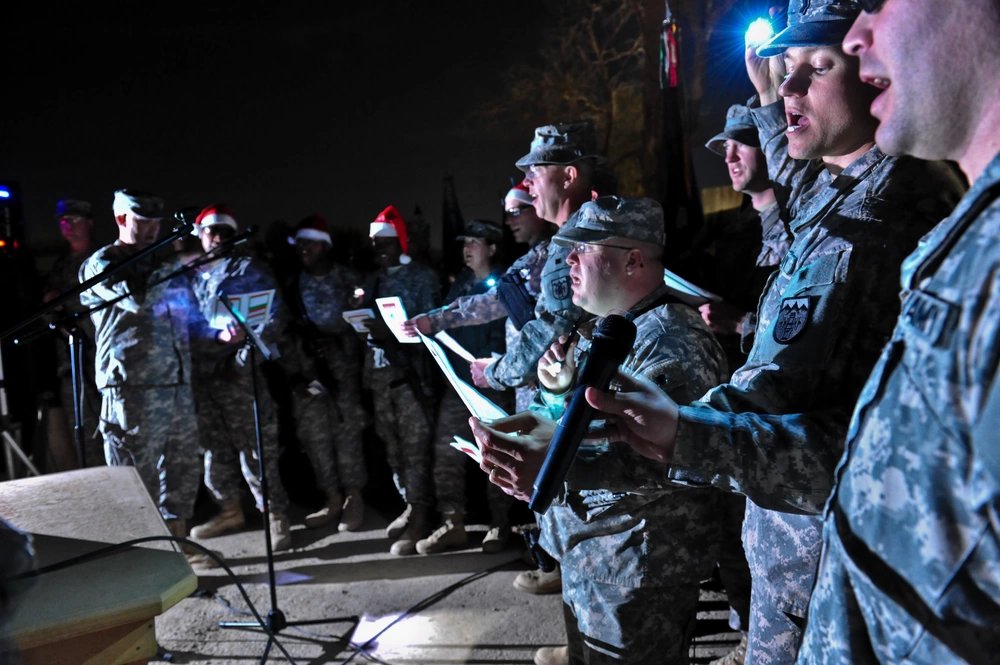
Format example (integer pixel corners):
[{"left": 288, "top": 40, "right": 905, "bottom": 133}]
[
  {"left": 424, "top": 289, "right": 507, "bottom": 333},
  {"left": 78, "top": 251, "right": 141, "bottom": 314},
  {"left": 484, "top": 244, "right": 580, "bottom": 389}
]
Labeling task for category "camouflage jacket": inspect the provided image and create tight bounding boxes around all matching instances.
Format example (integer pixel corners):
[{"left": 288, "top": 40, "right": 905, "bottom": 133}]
[
  {"left": 485, "top": 239, "right": 583, "bottom": 390},
  {"left": 539, "top": 285, "right": 727, "bottom": 588},
  {"left": 423, "top": 239, "right": 548, "bottom": 333},
  {"left": 80, "top": 243, "right": 199, "bottom": 389},
  {"left": 668, "top": 101, "right": 965, "bottom": 615},
  {"left": 817, "top": 151, "right": 1000, "bottom": 661}
]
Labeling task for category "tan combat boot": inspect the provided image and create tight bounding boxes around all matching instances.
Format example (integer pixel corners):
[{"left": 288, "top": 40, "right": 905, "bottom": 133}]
[
  {"left": 513, "top": 565, "right": 562, "bottom": 594},
  {"left": 385, "top": 503, "right": 412, "bottom": 540},
  {"left": 270, "top": 512, "right": 292, "bottom": 552},
  {"left": 389, "top": 506, "right": 430, "bottom": 556},
  {"left": 167, "top": 518, "right": 218, "bottom": 570},
  {"left": 415, "top": 513, "right": 468, "bottom": 554},
  {"left": 338, "top": 489, "right": 365, "bottom": 532},
  {"left": 304, "top": 489, "right": 343, "bottom": 529},
  {"left": 534, "top": 646, "right": 569, "bottom": 665},
  {"left": 190, "top": 501, "right": 245, "bottom": 539}
]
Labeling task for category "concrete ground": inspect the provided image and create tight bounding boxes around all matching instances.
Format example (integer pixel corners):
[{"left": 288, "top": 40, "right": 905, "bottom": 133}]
[{"left": 151, "top": 503, "right": 741, "bottom": 665}]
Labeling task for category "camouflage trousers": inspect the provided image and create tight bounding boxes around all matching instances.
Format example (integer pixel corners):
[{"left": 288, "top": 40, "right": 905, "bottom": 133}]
[
  {"left": 292, "top": 379, "right": 368, "bottom": 494},
  {"left": 561, "top": 567, "right": 701, "bottom": 664},
  {"left": 366, "top": 365, "right": 433, "bottom": 507},
  {"left": 718, "top": 493, "right": 752, "bottom": 632},
  {"left": 194, "top": 369, "right": 289, "bottom": 515},
  {"left": 432, "top": 388, "right": 513, "bottom": 520},
  {"left": 98, "top": 385, "right": 201, "bottom": 521}
]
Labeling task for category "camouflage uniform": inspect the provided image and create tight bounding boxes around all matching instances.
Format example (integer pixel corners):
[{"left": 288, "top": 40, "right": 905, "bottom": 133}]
[
  {"left": 429, "top": 267, "right": 514, "bottom": 520},
  {"left": 45, "top": 246, "right": 103, "bottom": 466},
  {"left": 667, "top": 100, "right": 966, "bottom": 664},
  {"left": 422, "top": 239, "right": 550, "bottom": 411},
  {"left": 483, "top": 241, "right": 581, "bottom": 392},
  {"left": 288, "top": 264, "right": 368, "bottom": 494},
  {"left": 79, "top": 244, "right": 202, "bottom": 521},
  {"left": 190, "top": 253, "right": 290, "bottom": 515},
  {"left": 362, "top": 262, "right": 440, "bottom": 507},
  {"left": 537, "top": 285, "right": 727, "bottom": 664},
  {"left": 797, "top": 153, "right": 1000, "bottom": 664}
]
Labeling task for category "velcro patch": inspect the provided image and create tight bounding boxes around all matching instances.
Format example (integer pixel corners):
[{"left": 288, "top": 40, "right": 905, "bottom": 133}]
[{"left": 773, "top": 297, "right": 811, "bottom": 344}]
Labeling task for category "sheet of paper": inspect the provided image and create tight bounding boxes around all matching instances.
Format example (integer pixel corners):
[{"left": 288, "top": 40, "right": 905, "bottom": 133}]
[
  {"left": 662, "top": 269, "right": 721, "bottom": 306},
  {"left": 342, "top": 308, "right": 375, "bottom": 333},
  {"left": 433, "top": 331, "right": 475, "bottom": 363},
  {"left": 211, "top": 289, "right": 275, "bottom": 331},
  {"left": 418, "top": 332, "right": 508, "bottom": 422},
  {"left": 449, "top": 435, "right": 482, "bottom": 464},
  {"left": 375, "top": 296, "right": 420, "bottom": 344}
]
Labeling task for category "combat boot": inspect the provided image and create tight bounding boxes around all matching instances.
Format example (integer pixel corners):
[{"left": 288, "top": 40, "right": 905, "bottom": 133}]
[
  {"left": 304, "top": 488, "right": 343, "bottom": 529},
  {"left": 513, "top": 565, "right": 562, "bottom": 595},
  {"left": 270, "top": 512, "right": 292, "bottom": 552},
  {"left": 415, "top": 513, "right": 468, "bottom": 554},
  {"left": 708, "top": 633, "right": 747, "bottom": 665},
  {"left": 481, "top": 522, "right": 510, "bottom": 553},
  {"left": 190, "top": 501, "right": 245, "bottom": 539},
  {"left": 534, "top": 646, "right": 569, "bottom": 665},
  {"left": 167, "top": 518, "right": 218, "bottom": 570},
  {"left": 385, "top": 503, "right": 413, "bottom": 540},
  {"left": 338, "top": 489, "right": 365, "bottom": 532},
  {"left": 389, "top": 506, "right": 430, "bottom": 556}
]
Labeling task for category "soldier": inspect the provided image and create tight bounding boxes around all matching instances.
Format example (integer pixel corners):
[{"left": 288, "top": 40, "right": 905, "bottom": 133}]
[
  {"left": 410, "top": 219, "right": 515, "bottom": 555},
  {"left": 186, "top": 204, "right": 292, "bottom": 552},
  {"left": 472, "top": 196, "right": 727, "bottom": 665},
  {"left": 796, "top": 1, "right": 1000, "bottom": 662},
  {"left": 571, "top": 2, "right": 966, "bottom": 663},
  {"left": 360, "top": 205, "right": 441, "bottom": 555},
  {"left": 79, "top": 189, "right": 202, "bottom": 551},
  {"left": 702, "top": 103, "right": 792, "bottom": 665},
  {"left": 286, "top": 214, "right": 368, "bottom": 532},
  {"left": 43, "top": 199, "right": 102, "bottom": 469}
]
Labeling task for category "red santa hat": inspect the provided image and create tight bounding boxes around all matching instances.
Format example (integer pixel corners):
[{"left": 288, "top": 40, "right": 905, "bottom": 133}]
[
  {"left": 369, "top": 205, "right": 411, "bottom": 264},
  {"left": 504, "top": 179, "right": 533, "bottom": 208},
  {"left": 294, "top": 213, "right": 332, "bottom": 245},
  {"left": 193, "top": 203, "right": 238, "bottom": 236}
]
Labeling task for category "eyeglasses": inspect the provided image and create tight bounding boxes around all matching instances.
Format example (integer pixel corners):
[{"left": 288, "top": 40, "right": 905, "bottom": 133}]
[
  {"left": 505, "top": 205, "right": 533, "bottom": 217},
  {"left": 569, "top": 241, "right": 634, "bottom": 255},
  {"left": 857, "top": 0, "right": 885, "bottom": 12}
]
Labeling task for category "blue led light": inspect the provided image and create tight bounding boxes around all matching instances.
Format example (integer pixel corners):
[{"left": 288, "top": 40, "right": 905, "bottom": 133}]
[
  {"left": 0, "top": 187, "right": 10, "bottom": 199},
  {"left": 485, "top": 277, "right": 497, "bottom": 287},
  {"left": 746, "top": 18, "right": 774, "bottom": 47}
]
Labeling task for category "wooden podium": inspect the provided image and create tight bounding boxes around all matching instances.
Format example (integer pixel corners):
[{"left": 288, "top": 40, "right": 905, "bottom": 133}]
[{"left": 0, "top": 466, "right": 198, "bottom": 665}]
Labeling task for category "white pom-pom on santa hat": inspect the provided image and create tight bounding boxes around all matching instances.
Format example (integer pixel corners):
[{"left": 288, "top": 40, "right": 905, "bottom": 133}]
[{"left": 369, "top": 205, "right": 411, "bottom": 264}]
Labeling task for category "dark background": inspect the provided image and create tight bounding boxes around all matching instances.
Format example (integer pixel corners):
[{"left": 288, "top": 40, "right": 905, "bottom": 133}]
[{"left": 2, "top": 1, "right": 764, "bottom": 252}]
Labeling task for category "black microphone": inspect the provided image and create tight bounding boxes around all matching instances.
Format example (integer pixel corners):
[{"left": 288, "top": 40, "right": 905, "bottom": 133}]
[{"left": 528, "top": 314, "right": 637, "bottom": 514}]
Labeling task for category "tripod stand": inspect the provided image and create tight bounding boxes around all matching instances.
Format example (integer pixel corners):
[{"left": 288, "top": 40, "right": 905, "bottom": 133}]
[
  {"left": 0, "top": 343, "right": 40, "bottom": 480},
  {"left": 214, "top": 293, "right": 357, "bottom": 663}
]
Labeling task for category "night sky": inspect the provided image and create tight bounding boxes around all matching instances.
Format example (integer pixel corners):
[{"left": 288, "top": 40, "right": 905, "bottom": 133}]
[{"left": 3, "top": 1, "right": 760, "bottom": 252}]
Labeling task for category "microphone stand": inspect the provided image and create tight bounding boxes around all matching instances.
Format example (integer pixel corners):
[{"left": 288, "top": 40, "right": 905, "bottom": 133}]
[
  {"left": 213, "top": 293, "right": 357, "bottom": 664},
  {"left": 1, "top": 219, "right": 195, "bottom": 475}
]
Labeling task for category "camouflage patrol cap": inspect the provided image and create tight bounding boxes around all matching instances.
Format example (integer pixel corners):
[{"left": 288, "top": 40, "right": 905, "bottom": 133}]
[
  {"left": 553, "top": 196, "right": 664, "bottom": 248},
  {"left": 514, "top": 121, "right": 605, "bottom": 171},
  {"left": 112, "top": 188, "right": 165, "bottom": 219},
  {"left": 756, "top": 0, "right": 862, "bottom": 58},
  {"left": 56, "top": 199, "right": 93, "bottom": 219},
  {"left": 456, "top": 219, "right": 503, "bottom": 244},
  {"left": 705, "top": 105, "right": 759, "bottom": 156}
]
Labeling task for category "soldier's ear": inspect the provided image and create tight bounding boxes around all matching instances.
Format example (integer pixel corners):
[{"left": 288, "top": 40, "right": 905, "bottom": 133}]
[{"left": 562, "top": 164, "right": 578, "bottom": 189}]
